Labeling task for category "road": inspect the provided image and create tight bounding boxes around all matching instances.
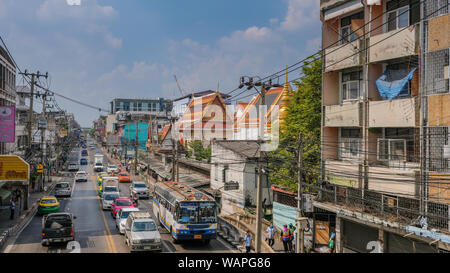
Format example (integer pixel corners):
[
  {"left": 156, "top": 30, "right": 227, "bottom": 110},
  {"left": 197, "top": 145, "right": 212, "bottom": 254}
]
[{"left": 4, "top": 137, "right": 236, "bottom": 253}]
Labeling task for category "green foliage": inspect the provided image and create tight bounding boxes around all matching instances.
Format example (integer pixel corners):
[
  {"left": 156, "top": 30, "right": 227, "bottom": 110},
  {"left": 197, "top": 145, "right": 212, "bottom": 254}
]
[
  {"left": 187, "top": 141, "right": 211, "bottom": 162},
  {"left": 268, "top": 57, "right": 322, "bottom": 192}
]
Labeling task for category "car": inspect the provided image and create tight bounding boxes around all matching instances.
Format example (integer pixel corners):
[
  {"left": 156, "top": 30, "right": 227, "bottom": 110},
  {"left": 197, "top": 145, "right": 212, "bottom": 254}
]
[
  {"left": 41, "top": 213, "right": 76, "bottom": 246},
  {"left": 75, "top": 171, "right": 88, "bottom": 182},
  {"left": 107, "top": 165, "right": 119, "bottom": 174},
  {"left": 54, "top": 182, "right": 72, "bottom": 197},
  {"left": 101, "top": 192, "right": 120, "bottom": 210},
  {"left": 111, "top": 198, "right": 136, "bottom": 218},
  {"left": 94, "top": 162, "right": 104, "bottom": 172},
  {"left": 100, "top": 177, "right": 119, "bottom": 197},
  {"left": 80, "top": 158, "right": 88, "bottom": 165},
  {"left": 116, "top": 207, "right": 140, "bottom": 234},
  {"left": 81, "top": 150, "right": 88, "bottom": 157},
  {"left": 130, "top": 181, "right": 150, "bottom": 199},
  {"left": 118, "top": 172, "right": 131, "bottom": 183},
  {"left": 124, "top": 211, "right": 162, "bottom": 252},
  {"left": 38, "top": 196, "right": 60, "bottom": 215},
  {"left": 67, "top": 163, "right": 79, "bottom": 172}
]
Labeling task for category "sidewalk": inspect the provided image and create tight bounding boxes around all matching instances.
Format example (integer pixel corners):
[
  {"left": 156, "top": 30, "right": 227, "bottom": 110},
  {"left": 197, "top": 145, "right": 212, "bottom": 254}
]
[{"left": 0, "top": 175, "right": 64, "bottom": 251}]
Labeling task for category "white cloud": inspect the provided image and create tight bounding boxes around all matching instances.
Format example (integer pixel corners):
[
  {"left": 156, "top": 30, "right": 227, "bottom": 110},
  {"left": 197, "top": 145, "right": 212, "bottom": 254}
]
[
  {"left": 37, "top": 0, "right": 117, "bottom": 21},
  {"left": 280, "top": 0, "right": 319, "bottom": 31}
]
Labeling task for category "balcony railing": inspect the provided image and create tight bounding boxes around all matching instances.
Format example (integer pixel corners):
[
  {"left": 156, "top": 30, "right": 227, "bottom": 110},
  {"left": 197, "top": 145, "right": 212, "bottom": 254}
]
[
  {"left": 323, "top": 102, "right": 361, "bottom": 127},
  {"left": 324, "top": 40, "right": 362, "bottom": 72},
  {"left": 369, "top": 25, "right": 419, "bottom": 63}
]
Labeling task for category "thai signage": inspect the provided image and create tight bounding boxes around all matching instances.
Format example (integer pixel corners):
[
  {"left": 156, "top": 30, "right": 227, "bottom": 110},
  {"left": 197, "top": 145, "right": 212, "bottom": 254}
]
[
  {"left": 0, "top": 155, "right": 30, "bottom": 182},
  {"left": 0, "top": 106, "right": 15, "bottom": 143}
]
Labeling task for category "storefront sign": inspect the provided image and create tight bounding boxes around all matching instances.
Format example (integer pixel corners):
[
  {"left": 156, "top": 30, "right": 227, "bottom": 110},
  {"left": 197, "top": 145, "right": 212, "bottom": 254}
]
[
  {"left": 0, "top": 156, "right": 30, "bottom": 182},
  {"left": 0, "top": 106, "right": 15, "bottom": 143}
]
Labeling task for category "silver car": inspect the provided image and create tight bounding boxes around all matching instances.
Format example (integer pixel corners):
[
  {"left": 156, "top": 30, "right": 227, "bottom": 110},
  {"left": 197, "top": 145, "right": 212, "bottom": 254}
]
[
  {"left": 101, "top": 192, "right": 120, "bottom": 210},
  {"left": 54, "top": 182, "right": 72, "bottom": 197},
  {"left": 124, "top": 211, "right": 162, "bottom": 252},
  {"left": 116, "top": 207, "right": 140, "bottom": 234},
  {"left": 130, "top": 182, "right": 150, "bottom": 199}
]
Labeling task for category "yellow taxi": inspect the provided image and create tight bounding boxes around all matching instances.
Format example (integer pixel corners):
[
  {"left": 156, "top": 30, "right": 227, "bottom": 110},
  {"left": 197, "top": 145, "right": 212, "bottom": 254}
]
[
  {"left": 38, "top": 196, "right": 60, "bottom": 215},
  {"left": 97, "top": 172, "right": 109, "bottom": 196}
]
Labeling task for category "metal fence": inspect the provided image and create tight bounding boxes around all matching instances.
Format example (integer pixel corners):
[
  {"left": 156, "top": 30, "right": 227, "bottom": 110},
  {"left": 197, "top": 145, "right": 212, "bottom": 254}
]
[{"left": 317, "top": 182, "right": 449, "bottom": 231}]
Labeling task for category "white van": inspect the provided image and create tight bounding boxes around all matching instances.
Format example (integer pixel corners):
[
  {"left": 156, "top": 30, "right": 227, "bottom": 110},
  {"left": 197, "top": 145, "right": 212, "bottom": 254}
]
[{"left": 124, "top": 211, "right": 162, "bottom": 252}]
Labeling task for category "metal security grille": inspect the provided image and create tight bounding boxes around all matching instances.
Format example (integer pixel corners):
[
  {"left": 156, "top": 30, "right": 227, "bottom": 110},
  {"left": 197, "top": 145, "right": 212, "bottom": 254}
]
[
  {"left": 426, "top": 127, "right": 449, "bottom": 172},
  {"left": 342, "top": 220, "right": 379, "bottom": 253},
  {"left": 385, "top": 232, "right": 438, "bottom": 253},
  {"left": 424, "top": 0, "right": 449, "bottom": 19},
  {"left": 423, "top": 48, "right": 449, "bottom": 95}
]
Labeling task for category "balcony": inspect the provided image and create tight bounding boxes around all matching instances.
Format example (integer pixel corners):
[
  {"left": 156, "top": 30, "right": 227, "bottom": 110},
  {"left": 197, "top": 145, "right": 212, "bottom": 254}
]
[
  {"left": 324, "top": 40, "right": 362, "bottom": 72},
  {"left": 368, "top": 97, "right": 417, "bottom": 128},
  {"left": 324, "top": 102, "right": 360, "bottom": 127},
  {"left": 369, "top": 25, "right": 419, "bottom": 63}
]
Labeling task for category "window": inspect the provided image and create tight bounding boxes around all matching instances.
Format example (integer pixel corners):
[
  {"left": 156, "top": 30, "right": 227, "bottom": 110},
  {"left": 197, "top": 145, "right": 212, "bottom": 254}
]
[
  {"left": 340, "top": 128, "right": 362, "bottom": 160},
  {"left": 340, "top": 11, "right": 363, "bottom": 44},
  {"left": 341, "top": 71, "right": 362, "bottom": 101},
  {"left": 386, "top": 1, "right": 412, "bottom": 32},
  {"left": 385, "top": 63, "right": 415, "bottom": 98}
]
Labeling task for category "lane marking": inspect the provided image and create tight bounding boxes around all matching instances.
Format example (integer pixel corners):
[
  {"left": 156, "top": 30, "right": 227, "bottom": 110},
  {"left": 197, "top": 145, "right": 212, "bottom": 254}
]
[
  {"left": 92, "top": 176, "right": 117, "bottom": 253},
  {"left": 103, "top": 230, "right": 112, "bottom": 253}
]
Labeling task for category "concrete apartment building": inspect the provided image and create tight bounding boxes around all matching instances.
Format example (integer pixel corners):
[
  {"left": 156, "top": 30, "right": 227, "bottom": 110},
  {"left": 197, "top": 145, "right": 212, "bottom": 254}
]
[{"left": 316, "top": 0, "right": 450, "bottom": 253}]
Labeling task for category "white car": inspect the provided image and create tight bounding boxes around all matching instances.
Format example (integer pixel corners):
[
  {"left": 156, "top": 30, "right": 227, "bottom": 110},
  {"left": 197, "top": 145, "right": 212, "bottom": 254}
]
[
  {"left": 116, "top": 207, "right": 140, "bottom": 234},
  {"left": 101, "top": 192, "right": 120, "bottom": 210},
  {"left": 107, "top": 165, "right": 119, "bottom": 174},
  {"left": 75, "top": 171, "right": 88, "bottom": 182}
]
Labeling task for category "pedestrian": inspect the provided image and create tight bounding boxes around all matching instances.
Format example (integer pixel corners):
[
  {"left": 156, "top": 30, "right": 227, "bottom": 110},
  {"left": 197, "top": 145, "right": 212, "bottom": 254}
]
[
  {"left": 10, "top": 199, "right": 15, "bottom": 220},
  {"left": 329, "top": 227, "right": 336, "bottom": 253},
  {"left": 243, "top": 230, "right": 253, "bottom": 253},
  {"left": 288, "top": 223, "right": 296, "bottom": 252},
  {"left": 280, "top": 224, "right": 290, "bottom": 253},
  {"left": 266, "top": 224, "right": 276, "bottom": 247}
]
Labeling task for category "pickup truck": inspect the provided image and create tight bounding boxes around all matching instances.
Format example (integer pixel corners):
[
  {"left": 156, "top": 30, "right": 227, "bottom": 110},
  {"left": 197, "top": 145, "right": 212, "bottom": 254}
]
[
  {"left": 41, "top": 213, "right": 76, "bottom": 246},
  {"left": 124, "top": 211, "right": 162, "bottom": 252}
]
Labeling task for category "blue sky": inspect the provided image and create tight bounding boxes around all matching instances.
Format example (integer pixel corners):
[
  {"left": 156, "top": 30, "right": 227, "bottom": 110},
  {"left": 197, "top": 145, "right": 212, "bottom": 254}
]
[{"left": 0, "top": 0, "right": 320, "bottom": 127}]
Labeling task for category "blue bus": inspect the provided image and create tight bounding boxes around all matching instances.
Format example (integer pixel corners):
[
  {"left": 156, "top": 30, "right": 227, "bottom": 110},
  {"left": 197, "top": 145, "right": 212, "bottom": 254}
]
[{"left": 152, "top": 181, "right": 217, "bottom": 244}]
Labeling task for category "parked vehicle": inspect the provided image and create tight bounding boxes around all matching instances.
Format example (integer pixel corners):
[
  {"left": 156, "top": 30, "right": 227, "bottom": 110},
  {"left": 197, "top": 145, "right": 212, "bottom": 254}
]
[
  {"left": 68, "top": 163, "right": 79, "bottom": 172},
  {"left": 54, "top": 182, "right": 72, "bottom": 197},
  {"left": 107, "top": 165, "right": 119, "bottom": 174},
  {"left": 38, "top": 196, "right": 60, "bottom": 215},
  {"left": 75, "top": 171, "right": 88, "bottom": 182},
  {"left": 116, "top": 207, "right": 140, "bottom": 234},
  {"left": 80, "top": 158, "right": 88, "bottom": 165},
  {"left": 41, "top": 213, "right": 76, "bottom": 246},
  {"left": 124, "top": 211, "right": 162, "bottom": 252},
  {"left": 130, "top": 181, "right": 150, "bottom": 199},
  {"left": 101, "top": 192, "right": 120, "bottom": 210},
  {"left": 111, "top": 198, "right": 135, "bottom": 218},
  {"left": 118, "top": 172, "right": 131, "bottom": 183}
]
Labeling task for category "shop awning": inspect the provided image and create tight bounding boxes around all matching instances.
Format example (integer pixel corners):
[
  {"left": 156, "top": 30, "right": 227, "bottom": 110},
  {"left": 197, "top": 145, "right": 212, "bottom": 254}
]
[{"left": 376, "top": 67, "right": 417, "bottom": 100}]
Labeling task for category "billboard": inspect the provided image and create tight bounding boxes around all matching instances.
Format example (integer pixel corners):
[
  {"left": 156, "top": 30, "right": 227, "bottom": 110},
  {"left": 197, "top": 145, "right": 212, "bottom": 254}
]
[
  {"left": 0, "top": 155, "right": 30, "bottom": 182},
  {"left": 0, "top": 106, "right": 15, "bottom": 143}
]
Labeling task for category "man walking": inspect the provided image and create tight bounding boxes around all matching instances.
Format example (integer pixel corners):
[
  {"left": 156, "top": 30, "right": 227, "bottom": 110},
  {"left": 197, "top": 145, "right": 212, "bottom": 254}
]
[
  {"left": 266, "top": 224, "right": 276, "bottom": 248},
  {"left": 288, "top": 223, "right": 296, "bottom": 253},
  {"left": 10, "top": 199, "right": 15, "bottom": 220},
  {"left": 280, "top": 224, "right": 290, "bottom": 253},
  {"left": 243, "top": 230, "right": 252, "bottom": 253}
]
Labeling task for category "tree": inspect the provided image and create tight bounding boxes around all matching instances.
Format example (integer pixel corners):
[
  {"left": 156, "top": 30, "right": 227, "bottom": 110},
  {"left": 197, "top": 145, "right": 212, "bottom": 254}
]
[{"left": 268, "top": 56, "right": 322, "bottom": 192}]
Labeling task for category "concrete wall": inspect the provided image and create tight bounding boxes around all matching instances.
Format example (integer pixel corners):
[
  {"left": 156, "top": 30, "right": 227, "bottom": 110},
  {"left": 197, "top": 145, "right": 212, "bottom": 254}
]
[
  {"left": 368, "top": 166, "right": 418, "bottom": 196},
  {"left": 369, "top": 26, "right": 418, "bottom": 63},
  {"left": 325, "top": 40, "right": 361, "bottom": 72},
  {"left": 323, "top": 72, "right": 340, "bottom": 106},
  {"left": 324, "top": 103, "right": 360, "bottom": 127},
  {"left": 322, "top": 127, "right": 339, "bottom": 160},
  {"left": 368, "top": 98, "right": 416, "bottom": 127}
]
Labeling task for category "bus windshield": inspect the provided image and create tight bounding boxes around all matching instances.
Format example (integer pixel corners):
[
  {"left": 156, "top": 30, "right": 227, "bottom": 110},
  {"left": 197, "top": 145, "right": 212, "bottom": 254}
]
[{"left": 176, "top": 202, "right": 216, "bottom": 224}]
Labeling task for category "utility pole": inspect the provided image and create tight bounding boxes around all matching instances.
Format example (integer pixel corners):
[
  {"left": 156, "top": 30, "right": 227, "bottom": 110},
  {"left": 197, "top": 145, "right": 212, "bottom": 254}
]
[
  {"left": 134, "top": 121, "right": 138, "bottom": 175},
  {"left": 255, "top": 83, "right": 266, "bottom": 253},
  {"left": 296, "top": 133, "right": 304, "bottom": 253},
  {"left": 19, "top": 71, "right": 48, "bottom": 154},
  {"left": 40, "top": 92, "right": 47, "bottom": 192},
  {"left": 176, "top": 140, "right": 179, "bottom": 182}
]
